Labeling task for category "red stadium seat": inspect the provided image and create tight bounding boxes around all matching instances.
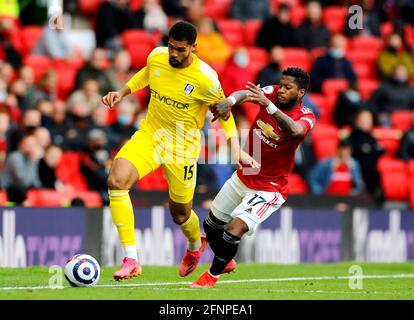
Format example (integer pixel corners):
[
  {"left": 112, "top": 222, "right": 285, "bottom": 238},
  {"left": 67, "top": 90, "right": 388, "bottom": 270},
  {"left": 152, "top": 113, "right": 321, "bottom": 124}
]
[
  {"left": 0, "top": 190, "right": 7, "bottom": 206},
  {"left": 23, "top": 55, "right": 53, "bottom": 81},
  {"left": 72, "top": 190, "right": 103, "bottom": 207},
  {"left": 322, "top": 6, "right": 348, "bottom": 34},
  {"left": 377, "top": 157, "right": 409, "bottom": 201},
  {"left": 321, "top": 78, "right": 349, "bottom": 96},
  {"left": 372, "top": 127, "right": 403, "bottom": 156},
  {"left": 281, "top": 47, "right": 312, "bottom": 72},
  {"left": 204, "top": 0, "right": 232, "bottom": 19},
  {"left": 77, "top": 0, "right": 105, "bottom": 14},
  {"left": 308, "top": 93, "right": 334, "bottom": 124},
  {"left": 56, "top": 152, "right": 89, "bottom": 191},
  {"left": 380, "top": 22, "right": 394, "bottom": 37},
  {"left": 243, "top": 20, "right": 262, "bottom": 47},
  {"left": 53, "top": 60, "right": 78, "bottom": 100},
  {"left": 26, "top": 190, "right": 68, "bottom": 207},
  {"left": 129, "top": 0, "right": 143, "bottom": 11},
  {"left": 311, "top": 124, "right": 339, "bottom": 160},
  {"left": 391, "top": 110, "right": 413, "bottom": 132},
  {"left": 216, "top": 19, "right": 245, "bottom": 48},
  {"left": 137, "top": 167, "right": 168, "bottom": 191},
  {"left": 246, "top": 46, "right": 269, "bottom": 74},
  {"left": 357, "top": 79, "right": 380, "bottom": 100},
  {"left": 346, "top": 50, "right": 380, "bottom": 65},
  {"left": 352, "top": 62, "right": 377, "bottom": 80},
  {"left": 288, "top": 173, "right": 308, "bottom": 194},
  {"left": 20, "top": 26, "right": 43, "bottom": 56},
  {"left": 121, "top": 30, "right": 156, "bottom": 70},
  {"left": 350, "top": 36, "right": 383, "bottom": 53},
  {"left": 290, "top": 4, "right": 306, "bottom": 27}
]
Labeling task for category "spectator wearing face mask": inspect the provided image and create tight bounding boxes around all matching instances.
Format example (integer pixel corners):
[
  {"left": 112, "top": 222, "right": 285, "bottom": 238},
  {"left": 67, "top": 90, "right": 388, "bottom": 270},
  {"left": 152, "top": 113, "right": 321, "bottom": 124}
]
[
  {"left": 194, "top": 17, "right": 232, "bottom": 66},
  {"left": 109, "top": 96, "right": 139, "bottom": 146},
  {"left": 38, "top": 144, "right": 66, "bottom": 191},
  {"left": 334, "top": 85, "right": 368, "bottom": 127},
  {"left": 310, "top": 34, "right": 357, "bottom": 93},
  {"left": 368, "top": 64, "right": 414, "bottom": 126},
  {"left": 378, "top": 32, "right": 414, "bottom": 80},
  {"left": 220, "top": 47, "right": 256, "bottom": 97}
]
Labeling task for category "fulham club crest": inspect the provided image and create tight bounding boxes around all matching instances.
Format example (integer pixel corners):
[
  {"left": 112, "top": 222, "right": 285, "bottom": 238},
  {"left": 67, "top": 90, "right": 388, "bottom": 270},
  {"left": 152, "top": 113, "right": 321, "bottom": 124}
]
[{"left": 184, "top": 84, "right": 194, "bottom": 95}]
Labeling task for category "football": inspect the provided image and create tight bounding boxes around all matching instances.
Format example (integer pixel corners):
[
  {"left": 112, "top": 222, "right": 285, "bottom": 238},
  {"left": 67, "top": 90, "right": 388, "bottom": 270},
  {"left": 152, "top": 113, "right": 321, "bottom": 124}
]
[{"left": 64, "top": 254, "right": 101, "bottom": 287}]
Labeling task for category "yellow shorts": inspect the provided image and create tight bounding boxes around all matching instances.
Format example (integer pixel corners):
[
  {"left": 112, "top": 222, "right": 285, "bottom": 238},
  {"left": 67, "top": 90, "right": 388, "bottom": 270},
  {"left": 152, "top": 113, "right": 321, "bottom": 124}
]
[{"left": 115, "top": 129, "right": 198, "bottom": 204}]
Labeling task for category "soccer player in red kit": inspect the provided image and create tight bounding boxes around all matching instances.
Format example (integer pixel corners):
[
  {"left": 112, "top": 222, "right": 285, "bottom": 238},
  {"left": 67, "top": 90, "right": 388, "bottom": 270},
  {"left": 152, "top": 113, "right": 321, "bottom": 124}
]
[{"left": 191, "top": 68, "right": 316, "bottom": 288}]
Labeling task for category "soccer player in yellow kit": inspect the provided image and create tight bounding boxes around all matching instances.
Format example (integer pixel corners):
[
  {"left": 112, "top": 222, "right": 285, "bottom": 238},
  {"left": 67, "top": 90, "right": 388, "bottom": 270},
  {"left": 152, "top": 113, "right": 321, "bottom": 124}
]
[{"left": 102, "top": 21, "right": 258, "bottom": 280}]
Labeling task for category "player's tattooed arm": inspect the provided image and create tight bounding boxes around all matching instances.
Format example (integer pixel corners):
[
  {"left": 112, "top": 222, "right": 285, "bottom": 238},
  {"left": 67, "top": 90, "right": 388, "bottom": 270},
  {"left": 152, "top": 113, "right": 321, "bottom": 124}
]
[
  {"left": 210, "top": 90, "right": 249, "bottom": 122},
  {"left": 245, "top": 82, "right": 305, "bottom": 138}
]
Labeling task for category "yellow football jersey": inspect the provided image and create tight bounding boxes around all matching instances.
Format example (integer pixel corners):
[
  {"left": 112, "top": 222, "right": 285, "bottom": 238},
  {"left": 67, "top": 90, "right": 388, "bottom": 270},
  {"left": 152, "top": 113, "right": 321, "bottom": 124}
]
[{"left": 126, "top": 47, "right": 237, "bottom": 159}]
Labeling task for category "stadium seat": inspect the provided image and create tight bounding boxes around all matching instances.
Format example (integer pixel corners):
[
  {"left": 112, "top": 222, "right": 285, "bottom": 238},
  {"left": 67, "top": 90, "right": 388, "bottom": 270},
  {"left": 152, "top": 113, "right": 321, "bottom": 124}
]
[
  {"left": 77, "top": 0, "right": 105, "bottom": 14},
  {"left": 203, "top": 0, "right": 232, "bottom": 19},
  {"left": 0, "top": 190, "right": 7, "bottom": 206},
  {"left": 26, "top": 189, "right": 68, "bottom": 207},
  {"left": 308, "top": 93, "right": 332, "bottom": 124},
  {"left": 246, "top": 46, "right": 269, "bottom": 74},
  {"left": 121, "top": 30, "right": 157, "bottom": 70},
  {"left": 322, "top": 6, "right": 348, "bottom": 34},
  {"left": 23, "top": 55, "right": 53, "bottom": 81},
  {"left": 53, "top": 60, "right": 78, "bottom": 100},
  {"left": 357, "top": 79, "right": 380, "bottom": 101},
  {"left": 380, "top": 22, "right": 394, "bottom": 37},
  {"left": 321, "top": 78, "right": 349, "bottom": 97},
  {"left": 281, "top": 47, "right": 312, "bottom": 72},
  {"left": 310, "top": 124, "right": 339, "bottom": 160},
  {"left": 352, "top": 62, "right": 377, "bottom": 80},
  {"left": 137, "top": 167, "right": 168, "bottom": 191},
  {"left": 243, "top": 20, "right": 262, "bottom": 47},
  {"left": 346, "top": 50, "right": 380, "bottom": 65},
  {"left": 72, "top": 190, "right": 103, "bottom": 207},
  {"left": 20, "top": 26, "right": 43, "bottom": 57},
  {"left": 129, "top": 0, "right": 143, "bottom": 11},
  {"left": 391, "top": 110, "right": 413, "bottom": 132},
  {"left": 56, "top": 152, "right": 89, "bottom": 191},
  {"left": 216, "top": 19, "right": 245, "bottom": 48},
  {"left": 377, "top": 157, "right": 409, "bottom": 201},
  {"left": 372, "top": 127, "right": 403, "bottom": 156},
  {"left": 290, "top": 4, "right": 306, "bottom": 27},
  {"left": 350, "top": 36, "right": 383, "bottom": 53},
  {"left": 288, "top": 173, "right": 308, "bottom": 194}
]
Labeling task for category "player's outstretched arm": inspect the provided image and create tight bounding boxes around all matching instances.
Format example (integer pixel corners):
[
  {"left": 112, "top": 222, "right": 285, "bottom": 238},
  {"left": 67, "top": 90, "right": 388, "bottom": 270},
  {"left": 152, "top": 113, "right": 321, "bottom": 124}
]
[
  {"left": 245, "top": 81, "right": 305, "bottom": 138},
  {"left": 210, "top": 90, "right": 249, "bottom": 122},
  {"left": 102, "top": 86, "right": 131, "bottom": 109},
  {"left": 229, "top": 136, "right": 260, "bottom": 170}
]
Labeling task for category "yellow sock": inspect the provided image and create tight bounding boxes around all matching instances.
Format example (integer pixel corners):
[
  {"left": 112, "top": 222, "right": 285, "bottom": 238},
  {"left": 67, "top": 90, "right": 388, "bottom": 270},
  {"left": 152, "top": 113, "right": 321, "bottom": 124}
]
[
  {"left": 179, "top": 210, "right": 201, "bottom": 251},
  {"left": 108, "top": 190, "right": 136, "bottom": 252}
]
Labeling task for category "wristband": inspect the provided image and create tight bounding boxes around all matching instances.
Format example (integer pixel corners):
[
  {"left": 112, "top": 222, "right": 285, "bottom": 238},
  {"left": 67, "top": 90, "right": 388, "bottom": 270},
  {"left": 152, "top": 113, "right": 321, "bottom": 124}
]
[
  {"left": 227, "top": 96, "right": 237, "bottom": 106},
  {"left": 266, "top": 101, "right": 278, "bottom": 114}
]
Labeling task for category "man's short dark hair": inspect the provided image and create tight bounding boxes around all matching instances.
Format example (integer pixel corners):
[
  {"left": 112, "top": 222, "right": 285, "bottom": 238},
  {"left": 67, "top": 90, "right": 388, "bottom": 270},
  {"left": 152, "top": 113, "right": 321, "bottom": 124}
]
[
  {"left": 282, "top": 67, "right": 310, "bottom": 91},
  {"left": 169, "top": 21, "right": 197, "bottom": 44}
]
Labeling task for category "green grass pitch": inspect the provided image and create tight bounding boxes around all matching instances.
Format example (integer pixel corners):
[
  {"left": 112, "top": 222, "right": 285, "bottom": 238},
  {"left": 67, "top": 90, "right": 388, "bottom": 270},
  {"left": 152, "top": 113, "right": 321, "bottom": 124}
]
[{"left": 0, "top": 262, "right": 414, "bottom": 300}]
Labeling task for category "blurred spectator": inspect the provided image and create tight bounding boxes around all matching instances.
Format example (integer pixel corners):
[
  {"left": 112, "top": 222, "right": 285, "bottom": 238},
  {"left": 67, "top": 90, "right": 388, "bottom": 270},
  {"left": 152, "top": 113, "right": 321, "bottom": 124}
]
[
  {"left": 106, "top": 50, "right": 134, "bottom": 90},
  {"left": 80, "top": 129, "right": 112, "bottom": 201},
  {"left": 0, "top": 17, "right": 22, "bottom": 69},
  {"left": 195, "top": 17, "right": 232, "bottom": 65},
  {"left": 96, "top": 0, "right": 136, "bottom": 50},
  {"left": 398, "top": 111, "right": 414, "bottom": 161},
  {"left": 0, "top": 109, "right": 10, "bottom": 169},
  {"left": 161, "top": 0, "right": 189, "bottom": 19},
  {"left": 0, "top": 62, "right": 14, "bottom": 84},
  {"left": 75, "top": 48, "right": 113, "bottom": 95},
  {"left": 368, "top": 64, "right": 414, "bottom": 126},
  {"left": 347, "top": 109, "right": 384, "bottom": 201},
  {"left": 256, "top": 46, "right": 283, "bottom": 87},
  {"left": 378, "top": 32, "right": 414, "bottom": 80},
  {"left": 334, "top": 85, "right": 367, "bottom": 127},
  {"left": 344, "top": 0, "right": 381, "bottom": 37},
  {"left": 310, "top": 34, "right": 357, "bottom": 92},
  {"left": 221, "top": 47, "right": 256, "bottom": 98},
  {"left": 296, "top": 0, "right": 331, "bottom": 51},
  {"left": 229, "top": 0, "right": 270, "bottom": 22},
  {"left": 33, "top": 126, "right": 52, "bottom": 150},
  {"left": 308, "top": 140, "right": 364, "bottom": 195},
  {"left": 9, "top": 79, "right": 30, "bottom": 111},
  {"left": 0, "top": 134, "right": 43, "bottom": 204},
  {"left": 256, "top": 3, "right": 298, "bottom": 51},
  {"left": 35, "top": 99, "right": 55, "bottom": 130},
  {"left": 294, "top": 134, "right": 317, "bottom": 179},
  {"left": 136, "top": 0, "right": 168, "bottom": 33},
  {"left": 38, "top": 144, "right": 64, "bottom": 190},
  {"left": 91, "top": 103, "right": 119, "bottom": 150},
  {"left": 32, "top": 14, "right": 72, "bottom": 60},
  {"left": 302, "top": 94, "right": 321, "bottom": 119},
  {"left": 19, "top": 0, "right": 48, "bottom": 26},
  {"left": 32, "top": 69, "right": 58, "bottom": 107},
  {"left": 110, "top": 96, "right": 139, "bottom": 146},
  {"left": 67, "top": 79, "right": 101, "bottom": 117},
  {"left": 8, "top": 108, "right": 42, "bottom": 151}
]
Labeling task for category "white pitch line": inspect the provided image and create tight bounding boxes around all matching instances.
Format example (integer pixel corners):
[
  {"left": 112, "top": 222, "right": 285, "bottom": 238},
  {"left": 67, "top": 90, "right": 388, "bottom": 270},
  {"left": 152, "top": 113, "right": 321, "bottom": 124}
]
[{"left": 1, "top": 274, "right": 414, "bottom": 291}]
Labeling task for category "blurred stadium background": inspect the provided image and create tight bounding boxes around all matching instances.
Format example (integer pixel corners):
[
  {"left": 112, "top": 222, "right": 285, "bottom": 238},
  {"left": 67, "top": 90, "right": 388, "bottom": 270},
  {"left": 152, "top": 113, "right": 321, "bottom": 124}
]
[{"left": 0, "top": 0, "right": 414, "bottom": 271}]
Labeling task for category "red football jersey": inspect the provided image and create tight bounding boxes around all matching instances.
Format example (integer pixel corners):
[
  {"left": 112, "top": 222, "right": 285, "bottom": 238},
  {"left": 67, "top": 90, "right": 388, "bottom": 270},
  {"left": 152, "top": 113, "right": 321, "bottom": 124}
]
[{"left": 237, "top": 85, "right": 316, "bottom": 199}]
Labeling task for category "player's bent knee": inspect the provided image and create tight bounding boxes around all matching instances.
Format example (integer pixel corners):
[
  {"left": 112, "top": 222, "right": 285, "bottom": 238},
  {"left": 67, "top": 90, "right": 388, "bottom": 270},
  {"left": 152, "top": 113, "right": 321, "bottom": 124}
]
[
  {"left": 226, "top": 218, "right": 249, "bottom": 238},
  {"left": 107, "top": 174, "right": 132, "bottom": 191}
]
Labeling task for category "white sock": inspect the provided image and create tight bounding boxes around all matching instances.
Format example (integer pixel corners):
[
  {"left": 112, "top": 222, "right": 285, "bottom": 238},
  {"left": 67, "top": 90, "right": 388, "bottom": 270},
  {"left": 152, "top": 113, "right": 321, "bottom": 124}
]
[
  {"left": 123, "top": 245, "right": 138, "bottom": 260},
  {"left": 208, "top": 270, "right": 219, "bottom": 279},
  {"left": 188, "top": 240, "right": 201, "bottom": 252}
]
